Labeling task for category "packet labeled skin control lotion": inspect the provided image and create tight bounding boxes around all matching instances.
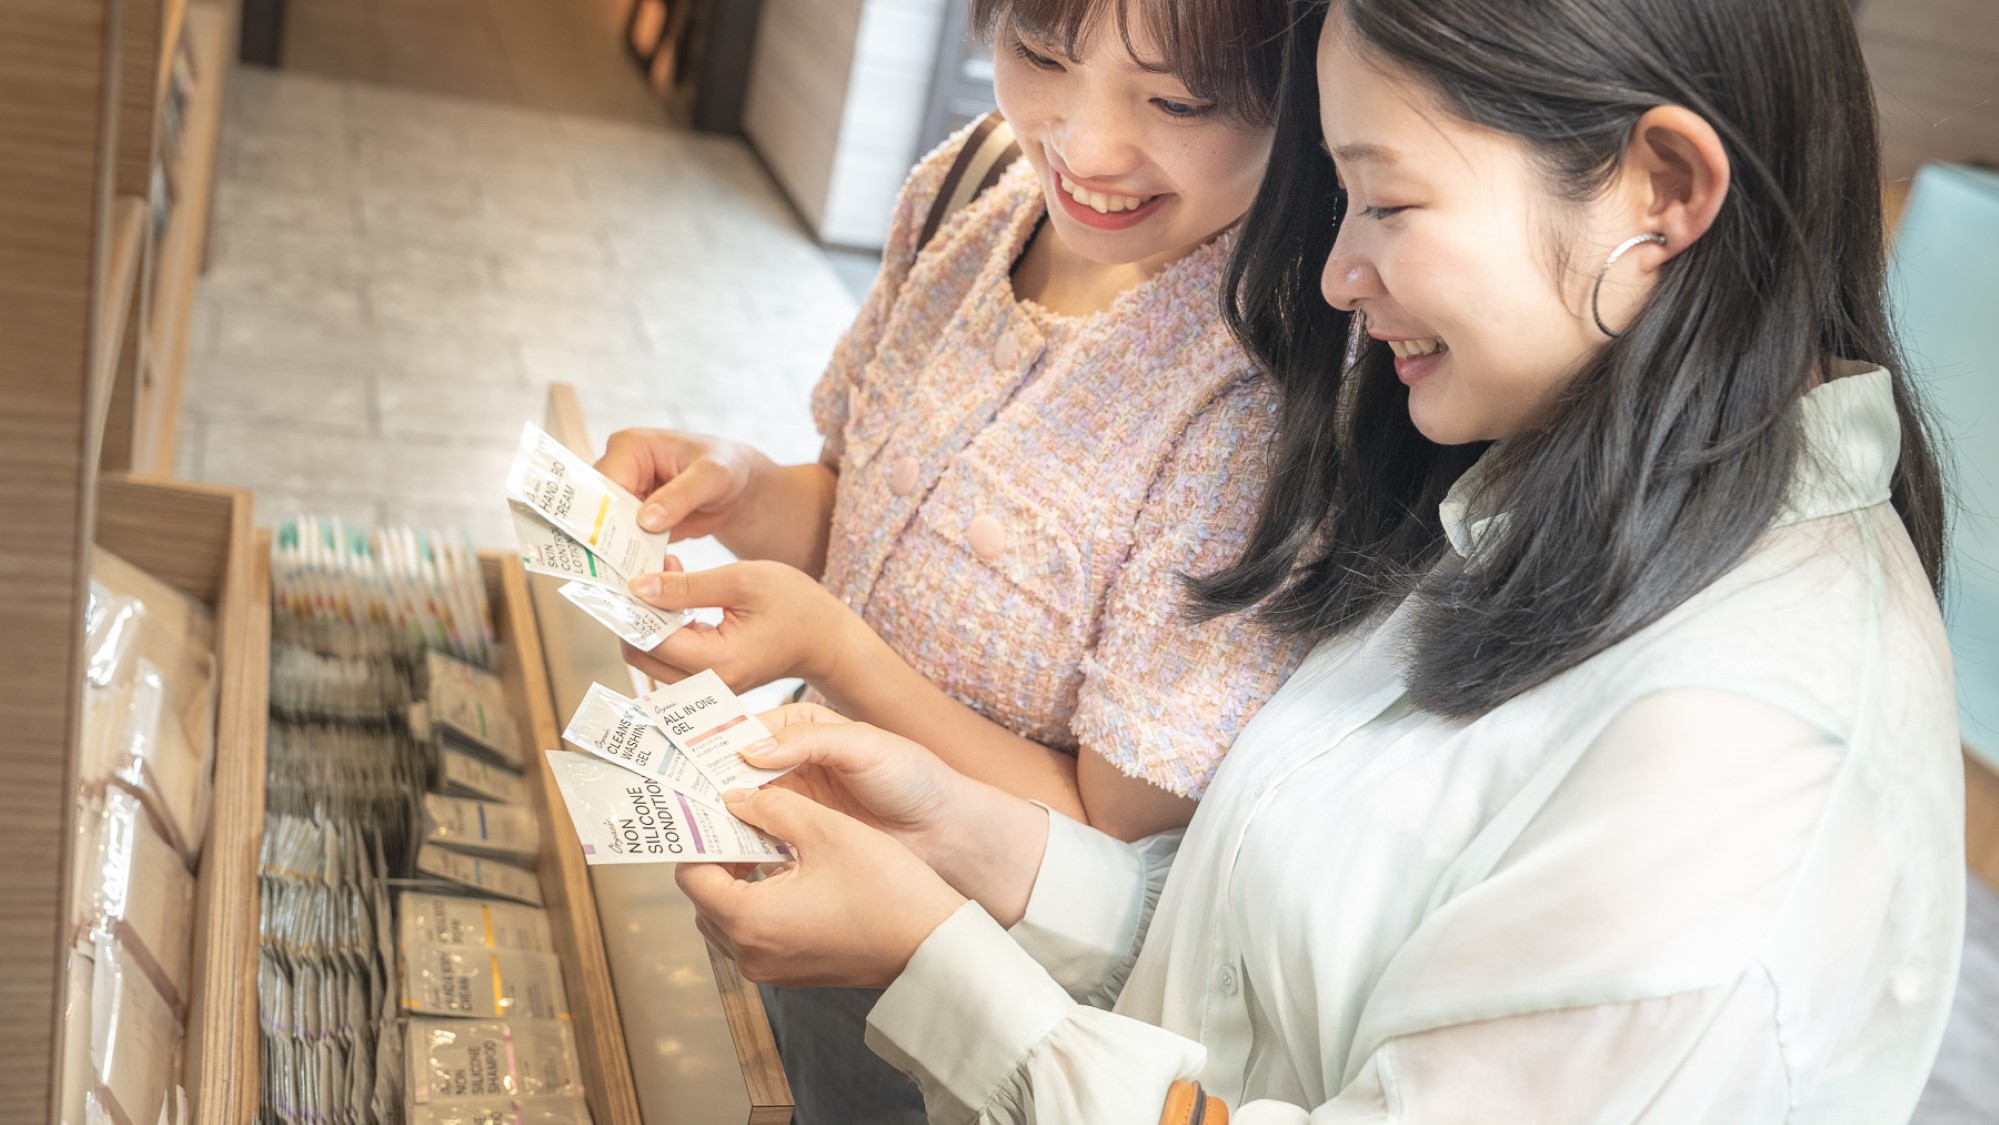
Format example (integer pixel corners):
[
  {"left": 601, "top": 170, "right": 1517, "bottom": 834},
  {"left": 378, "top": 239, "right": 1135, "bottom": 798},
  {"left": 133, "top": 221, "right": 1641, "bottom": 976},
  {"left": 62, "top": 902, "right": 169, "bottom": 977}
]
[
  {"left": 544, "top": 750, "right": 791, "bottom": 864},
  {"left": 505, "top": 423, "right": 669, "bottom": 581},
  {"left": 509, "top": 502, "right": 689, "bottom": 652}
]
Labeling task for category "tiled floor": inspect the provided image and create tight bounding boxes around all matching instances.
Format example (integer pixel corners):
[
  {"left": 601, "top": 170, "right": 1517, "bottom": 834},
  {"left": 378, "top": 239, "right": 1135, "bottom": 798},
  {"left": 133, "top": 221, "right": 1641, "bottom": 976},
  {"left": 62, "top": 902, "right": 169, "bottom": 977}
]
[
  {"left": 178, "top": 64, "right": 856, "bottom": 545},
  {"left": 180, "top": 7, "right": 1996, "bottom": 1120}
]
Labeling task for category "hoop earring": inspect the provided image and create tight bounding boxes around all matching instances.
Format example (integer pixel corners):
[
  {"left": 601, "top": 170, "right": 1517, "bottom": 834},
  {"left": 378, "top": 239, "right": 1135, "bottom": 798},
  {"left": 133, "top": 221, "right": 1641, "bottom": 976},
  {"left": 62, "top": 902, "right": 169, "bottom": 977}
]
[
  {"left": 1591, "top": 232, "right": 1666, "bottom": 339},
  {"left": 1342, "top": 310, "right": 1368, "bottom": 371}
]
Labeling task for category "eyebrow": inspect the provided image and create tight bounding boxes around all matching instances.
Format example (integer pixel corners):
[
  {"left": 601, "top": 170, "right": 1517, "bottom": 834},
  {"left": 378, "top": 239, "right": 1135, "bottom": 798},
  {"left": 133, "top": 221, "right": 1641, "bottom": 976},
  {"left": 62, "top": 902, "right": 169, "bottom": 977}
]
[{"left": 1329, "top": 142, "right": 1397, "bottom": 165}]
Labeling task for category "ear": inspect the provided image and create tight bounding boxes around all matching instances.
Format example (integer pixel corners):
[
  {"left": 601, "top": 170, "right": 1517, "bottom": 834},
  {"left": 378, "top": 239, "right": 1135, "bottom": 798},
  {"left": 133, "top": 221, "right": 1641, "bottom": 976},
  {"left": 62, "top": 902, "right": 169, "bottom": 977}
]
[{"left": 1617, "top": 105, "right": 1731, "bottom": 260}]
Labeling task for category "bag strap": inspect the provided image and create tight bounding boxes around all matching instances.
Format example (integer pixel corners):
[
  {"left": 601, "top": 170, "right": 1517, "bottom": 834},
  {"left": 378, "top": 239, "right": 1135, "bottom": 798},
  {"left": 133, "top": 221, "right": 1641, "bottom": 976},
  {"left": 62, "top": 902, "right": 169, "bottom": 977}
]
[{"left": 916, "top": 110, "right": 1023, "bottom": 255}]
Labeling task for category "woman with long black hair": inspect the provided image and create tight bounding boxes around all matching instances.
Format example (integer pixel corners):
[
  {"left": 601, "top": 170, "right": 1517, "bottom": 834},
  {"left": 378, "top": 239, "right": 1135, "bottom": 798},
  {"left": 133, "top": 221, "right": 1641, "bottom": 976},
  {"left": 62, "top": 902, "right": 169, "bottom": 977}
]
[{"left": 671, "top": 0, "right": 1965, "bottom": 1120}]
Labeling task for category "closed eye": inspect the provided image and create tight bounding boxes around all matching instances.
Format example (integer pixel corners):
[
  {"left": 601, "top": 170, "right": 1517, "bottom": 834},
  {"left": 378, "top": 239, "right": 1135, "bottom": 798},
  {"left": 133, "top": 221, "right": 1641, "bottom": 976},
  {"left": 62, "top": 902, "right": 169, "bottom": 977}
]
[
  {"left": 1012, "top": 39, "right": 1063, "bottom": 71},
  {"left": 1360, "top": 204, "right": 1410, "bottom": 220},
  {"left": 1153, "top": 97, "right": 1214, "bottom": 119}
]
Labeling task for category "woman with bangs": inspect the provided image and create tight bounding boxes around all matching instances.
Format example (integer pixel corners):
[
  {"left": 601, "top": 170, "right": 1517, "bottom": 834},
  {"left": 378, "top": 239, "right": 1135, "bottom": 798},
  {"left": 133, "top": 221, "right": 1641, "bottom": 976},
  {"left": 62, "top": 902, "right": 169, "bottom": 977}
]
[
  {"left": 672, "top": 0, "right": 1966, "bottom": 1121},
  {"left": 596, "top": 0, "right": 1304, "bottom": 1118}
]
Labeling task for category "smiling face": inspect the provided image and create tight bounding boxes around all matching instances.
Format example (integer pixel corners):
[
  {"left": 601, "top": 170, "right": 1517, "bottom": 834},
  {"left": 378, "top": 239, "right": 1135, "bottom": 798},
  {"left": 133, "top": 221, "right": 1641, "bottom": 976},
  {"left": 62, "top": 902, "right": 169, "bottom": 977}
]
[
  {"left": 1314, "top": 16, "right": 1648, "bottom": 445},
  {"left": 992, "top": 7, "right": 1274, "bottom": 271}
]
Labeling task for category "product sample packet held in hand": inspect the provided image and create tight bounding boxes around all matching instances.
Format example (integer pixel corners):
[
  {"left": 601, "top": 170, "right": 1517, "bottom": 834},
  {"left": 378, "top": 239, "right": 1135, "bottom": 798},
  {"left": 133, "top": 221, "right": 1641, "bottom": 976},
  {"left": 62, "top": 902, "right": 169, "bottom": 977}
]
[
  {"left": 544, "top": 750, "right": 792, "bottom": 865},
  {"left": 508, "top": 502, "right": 688, "bottom": 652},
  {"left": 562, "top": 682, "right": 725, "bottom": 812},
  {"left": 505, "top": 423, "right": 670, "bottom": 581},
  {"left": 641, "top": 669, "right": 788, "bottom": 790}
]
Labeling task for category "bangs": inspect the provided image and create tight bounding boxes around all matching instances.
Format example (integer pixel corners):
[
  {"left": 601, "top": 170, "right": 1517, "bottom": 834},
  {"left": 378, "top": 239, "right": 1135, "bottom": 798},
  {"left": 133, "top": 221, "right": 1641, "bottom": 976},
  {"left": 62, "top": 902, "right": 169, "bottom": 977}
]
[{"left": 971, "top": 0, "right": 1287, "bottom": 126}]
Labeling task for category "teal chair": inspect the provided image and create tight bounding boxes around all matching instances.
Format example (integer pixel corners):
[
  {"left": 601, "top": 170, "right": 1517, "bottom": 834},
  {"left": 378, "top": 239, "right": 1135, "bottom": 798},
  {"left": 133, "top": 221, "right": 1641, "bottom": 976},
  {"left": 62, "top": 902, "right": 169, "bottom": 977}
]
[{"left": 1889, "top": 163, "right": 1999, "bottom": 766}]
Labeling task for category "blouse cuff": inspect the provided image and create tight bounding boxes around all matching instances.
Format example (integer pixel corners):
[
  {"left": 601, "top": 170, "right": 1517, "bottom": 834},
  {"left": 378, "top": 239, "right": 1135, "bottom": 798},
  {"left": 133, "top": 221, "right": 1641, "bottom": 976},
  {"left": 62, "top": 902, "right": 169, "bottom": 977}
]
[
  {"left": 1008, "top": 805, "right": 1181, "bottom": 1006},
  {"left": 867, "top": 901, "right": 1077, "bottom": 1124}
]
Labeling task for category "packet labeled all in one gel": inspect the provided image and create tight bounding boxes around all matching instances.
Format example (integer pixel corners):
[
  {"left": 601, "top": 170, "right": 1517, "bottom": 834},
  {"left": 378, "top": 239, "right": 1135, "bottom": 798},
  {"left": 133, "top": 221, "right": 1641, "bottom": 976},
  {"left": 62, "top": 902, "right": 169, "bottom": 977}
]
[
  {"left": 642, "top": 669, "right": 788, "bottom": 790},
  {"left": 544, "top": 750, "right": 791, "bottom": 865}
]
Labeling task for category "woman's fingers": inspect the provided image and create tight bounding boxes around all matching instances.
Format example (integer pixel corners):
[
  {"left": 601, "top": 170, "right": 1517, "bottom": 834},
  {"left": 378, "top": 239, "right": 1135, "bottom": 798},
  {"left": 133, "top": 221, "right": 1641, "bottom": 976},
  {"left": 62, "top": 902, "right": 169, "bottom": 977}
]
[
  {"left": 751, "top": 718, "right": 895, "bottom": 774},
  {"left": 595, "top": 427, "right": 682, "bottom": 499},
  {"left": 720, "top": 786, "right": 835, "bottom": 849},
  {"left": 628, "top": 562, "right": 744, "bottom": 611},
  {"left": 639, "top": 456, "right": 740, "bottom": 535}
]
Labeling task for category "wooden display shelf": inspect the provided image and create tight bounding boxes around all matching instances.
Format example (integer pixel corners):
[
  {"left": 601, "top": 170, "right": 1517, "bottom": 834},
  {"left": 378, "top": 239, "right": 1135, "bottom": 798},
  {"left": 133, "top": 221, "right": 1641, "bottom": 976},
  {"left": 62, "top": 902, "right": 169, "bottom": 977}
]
[
  {"left": 142, "top": 0, "right": 231, "bottom": 476},
  {"left": 94, "top": 475, "right": 265, "bottom": 1125},
  {"left": 486, "top": 549, "right": 647, "bottom": 1125},
  {"left": 159, "top": 0, "right": 190, "bottom": 102},
  {"left": 94, "top": 198, "right": 150, "bottom": 470},
  {"left": 535, "top": 383, "right": 794, "bottom": 1124}
]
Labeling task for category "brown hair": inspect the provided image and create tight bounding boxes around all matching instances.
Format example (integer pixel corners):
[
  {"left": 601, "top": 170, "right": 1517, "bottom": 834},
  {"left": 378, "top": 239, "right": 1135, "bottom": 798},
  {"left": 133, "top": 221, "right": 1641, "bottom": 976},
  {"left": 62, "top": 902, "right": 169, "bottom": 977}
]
[{"left": 969, "top": 0, "right": 1289, "bottom": 126}]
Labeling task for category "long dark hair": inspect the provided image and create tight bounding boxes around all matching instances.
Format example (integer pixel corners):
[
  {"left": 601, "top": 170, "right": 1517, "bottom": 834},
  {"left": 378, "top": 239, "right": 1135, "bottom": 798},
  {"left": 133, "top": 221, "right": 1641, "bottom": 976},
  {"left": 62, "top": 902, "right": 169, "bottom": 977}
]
[
  {"left": 1194, "top": 0, "right": 1947, "bottom": 717},
  {"left": 970, "top": 0, "right": 1291, "bottom": 127}
]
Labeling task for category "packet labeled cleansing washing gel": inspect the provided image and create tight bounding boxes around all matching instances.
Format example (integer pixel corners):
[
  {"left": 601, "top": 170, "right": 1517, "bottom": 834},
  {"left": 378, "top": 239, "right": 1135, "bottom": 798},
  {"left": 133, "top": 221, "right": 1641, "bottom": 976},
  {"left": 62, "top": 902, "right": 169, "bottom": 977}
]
[
  {"left": 505, "top": 423, "right": 669, "bottom": 581},
  {"left": 642, "top": 669, "right": 787, "bottom": 790},
  {"left": 562, "top": 683, "right": 724, "bottom": 811},
  {"left": 544, "top": 750, "right": 791, "bottom": 865}
]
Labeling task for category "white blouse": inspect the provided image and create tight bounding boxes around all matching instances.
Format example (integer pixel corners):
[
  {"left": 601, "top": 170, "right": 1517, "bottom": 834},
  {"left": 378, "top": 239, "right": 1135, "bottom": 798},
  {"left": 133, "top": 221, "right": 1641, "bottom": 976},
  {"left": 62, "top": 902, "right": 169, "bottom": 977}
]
[{"left": 863, "top": 368, "right": 1966, "bottom": 1124}]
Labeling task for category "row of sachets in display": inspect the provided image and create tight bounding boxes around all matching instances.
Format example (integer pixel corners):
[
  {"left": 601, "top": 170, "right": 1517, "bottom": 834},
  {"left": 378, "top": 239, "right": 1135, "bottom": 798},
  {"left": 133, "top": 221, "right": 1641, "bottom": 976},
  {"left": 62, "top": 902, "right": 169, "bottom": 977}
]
[
  {"left": 261, "top": 518, "right": 588, "bottom": 1125},
  {"left": 64, "top": 545, "right": 220, "bottom": 1125},
  {"left": 399, "top": 893, "right": 589, "bottom": 1123}
]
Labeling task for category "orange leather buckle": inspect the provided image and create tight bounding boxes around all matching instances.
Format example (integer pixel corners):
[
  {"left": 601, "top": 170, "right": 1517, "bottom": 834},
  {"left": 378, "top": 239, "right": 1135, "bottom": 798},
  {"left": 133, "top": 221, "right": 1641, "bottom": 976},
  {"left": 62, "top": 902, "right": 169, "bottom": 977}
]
[{"left": 1161, "top": 1080, "right": 1228, "bottom": 1125}]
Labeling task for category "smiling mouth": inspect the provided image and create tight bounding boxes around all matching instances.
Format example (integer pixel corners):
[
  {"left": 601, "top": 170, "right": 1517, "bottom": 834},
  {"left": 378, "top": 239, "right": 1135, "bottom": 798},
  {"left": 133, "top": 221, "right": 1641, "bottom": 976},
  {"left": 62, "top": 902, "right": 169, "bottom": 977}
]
[
  {"left": 1384, "top": 337, "right": 1448, "bottom": 358},
  {"left": 1057, "top": 172, "right": 1154, "bottom": 214}
]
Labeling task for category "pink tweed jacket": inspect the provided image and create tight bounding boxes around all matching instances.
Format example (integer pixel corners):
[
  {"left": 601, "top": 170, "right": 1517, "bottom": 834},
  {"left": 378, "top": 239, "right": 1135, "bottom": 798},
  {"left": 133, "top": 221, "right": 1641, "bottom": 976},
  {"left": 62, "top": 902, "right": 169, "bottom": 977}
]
[{"left": 811, "top": 125, "right": 1310, "bottom": 798}]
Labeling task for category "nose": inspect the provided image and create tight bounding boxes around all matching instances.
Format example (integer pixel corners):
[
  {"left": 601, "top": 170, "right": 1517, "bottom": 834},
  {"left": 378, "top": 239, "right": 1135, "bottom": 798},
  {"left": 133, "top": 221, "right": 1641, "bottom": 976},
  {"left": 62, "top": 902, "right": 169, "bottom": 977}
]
[
  {"left": 1320, "top": 229, "right": 1379, "bottom": 312},
  {"left": 1049, "top": 89, "right": 1142, "bottom": 182}
]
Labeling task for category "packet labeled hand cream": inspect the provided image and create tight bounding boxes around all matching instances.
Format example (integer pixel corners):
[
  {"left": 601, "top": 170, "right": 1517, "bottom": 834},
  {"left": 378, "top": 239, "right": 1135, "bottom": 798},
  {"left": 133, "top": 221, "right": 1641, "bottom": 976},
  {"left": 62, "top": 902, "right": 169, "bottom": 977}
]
[
  {"left": 505, "top": 423, "right": 669, "bottom": 581},
  {"left": 544, "top": 750, "right": 791, "bottom": 864},
  {"left": 399, "top": 892, "right": 553, "bottom": 953},
  {"left": 562, "top": 682, "right": 724, "bottom": 811},
  {"left": 643, "top": 669, "right": 787, "bottom": 790},
  {"left": 402, "top": 943, "right": 570, "bottom": 1020}
]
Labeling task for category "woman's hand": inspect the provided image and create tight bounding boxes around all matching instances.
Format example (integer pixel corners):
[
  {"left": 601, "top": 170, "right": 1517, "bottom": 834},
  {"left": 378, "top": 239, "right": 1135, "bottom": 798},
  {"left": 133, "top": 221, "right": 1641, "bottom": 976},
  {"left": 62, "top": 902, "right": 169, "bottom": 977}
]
[
  {"left": 677, "top": 787, "right": 967, "bottom": 988},
  {"left": 738, "top": 708, "right": 1054, "bottom": 927},
  {"left": 621, "top": 558, "right": 860, "bottom": 691},
  {"left": 595, "top": 428, "right": 771, "bottom": 541},
  {"left": 748, "top": 703, "right": 966, "bottom": 854}
]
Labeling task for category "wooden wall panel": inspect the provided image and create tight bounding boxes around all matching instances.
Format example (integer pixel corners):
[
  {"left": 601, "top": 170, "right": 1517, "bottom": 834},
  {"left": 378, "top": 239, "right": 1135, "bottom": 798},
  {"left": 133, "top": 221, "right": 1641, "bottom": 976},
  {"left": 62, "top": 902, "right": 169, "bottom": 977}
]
[{"left": 0, "top": 0, "right": 119, "bottom": 1117}]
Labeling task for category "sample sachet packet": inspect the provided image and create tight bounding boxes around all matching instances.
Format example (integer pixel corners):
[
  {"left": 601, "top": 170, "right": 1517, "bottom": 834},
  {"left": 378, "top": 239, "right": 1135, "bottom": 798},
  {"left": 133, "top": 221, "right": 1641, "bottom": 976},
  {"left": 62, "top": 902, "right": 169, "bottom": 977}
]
[
  {"left": 422, "top": 794, "right": 541, "bottom": 861},
  {"left": 505, "top": 423, "right": 670, "bottom": 582},
  {"left": 562, "top": 682, "right": 724, "bottom": 811},
  {"left": 399, "top": 893, "right": 553, "bottom": 953},
  {"left": 424, "top": 650, "right": 524, "bottom": 767},
  {"left": 544, "top": 751, "right": 791, "bottom": 865},
  {"left": 402, "top": 944, "right": 570, "bottom": 1020},
  {"left": 508, "top": 502, "right": 688, "bottom": 652},
  {"left": 407, "top": 1018, "right": 584, "bottom": 1102},
  {"left": 641, "top": 669, "right": 787, "bottom": 790},
  {"left": 415, "top": 845, "right": 544, "bottom": 907}
]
